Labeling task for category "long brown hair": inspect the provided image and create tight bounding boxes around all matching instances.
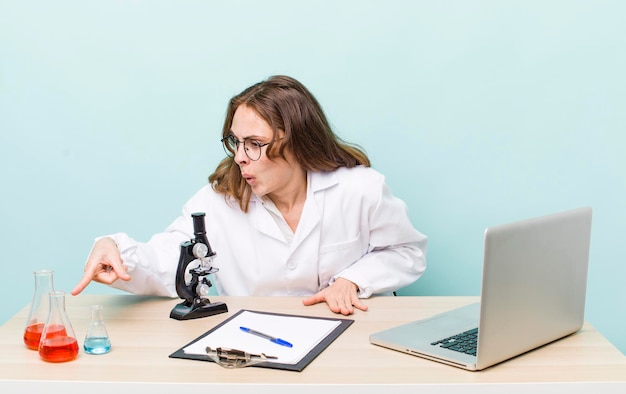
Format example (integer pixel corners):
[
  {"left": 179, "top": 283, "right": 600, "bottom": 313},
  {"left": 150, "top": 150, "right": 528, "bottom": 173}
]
[{"left": 209, "top": 75, "right": 370, "bottom": 212}]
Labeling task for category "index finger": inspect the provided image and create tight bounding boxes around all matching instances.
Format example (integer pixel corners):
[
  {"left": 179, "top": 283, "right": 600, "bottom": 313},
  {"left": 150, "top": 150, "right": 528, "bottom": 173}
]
[
  {"left": 71, "top": 272, "right": 92, "bottom": 296},
  {"left": 71, "top": 260, "right": 130, "bottom": 296},
  {"left": 70, "top": 260, "right": 107, "bottom": 295}
]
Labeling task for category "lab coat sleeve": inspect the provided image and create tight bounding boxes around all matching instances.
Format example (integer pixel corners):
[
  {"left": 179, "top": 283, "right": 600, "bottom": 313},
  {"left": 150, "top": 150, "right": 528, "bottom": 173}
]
[
  {"left": 104, "top": 231, "right": 182, "bottom": 297},
  {"left": 104, "top": 198, "right": 202, "bottom": 297},
  {"left": 331, "top": 179, "right": 427, "bottom": 298}
]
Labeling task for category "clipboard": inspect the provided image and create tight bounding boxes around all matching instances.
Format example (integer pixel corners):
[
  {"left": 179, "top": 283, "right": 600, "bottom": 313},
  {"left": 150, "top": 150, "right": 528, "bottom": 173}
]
[{"left": 169, "top": 309, "right": 353, "bottom": 371}]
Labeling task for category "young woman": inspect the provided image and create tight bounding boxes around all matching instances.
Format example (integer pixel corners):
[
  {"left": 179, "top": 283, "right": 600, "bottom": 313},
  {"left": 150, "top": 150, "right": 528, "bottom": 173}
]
[{"left": 72, "top": 75, "right": 427, "bottom": 315}]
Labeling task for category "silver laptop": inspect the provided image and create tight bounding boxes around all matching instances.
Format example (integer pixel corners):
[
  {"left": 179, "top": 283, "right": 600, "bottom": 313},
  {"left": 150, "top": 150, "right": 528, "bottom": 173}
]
[{"left": 370, "top": 207, "right": 592, "bottom": 371}]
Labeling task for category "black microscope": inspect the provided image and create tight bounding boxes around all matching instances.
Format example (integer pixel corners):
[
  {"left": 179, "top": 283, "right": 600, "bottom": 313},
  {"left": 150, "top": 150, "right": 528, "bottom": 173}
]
[{"left": 169, "top": 212, "right": 228, "bottom": 320}]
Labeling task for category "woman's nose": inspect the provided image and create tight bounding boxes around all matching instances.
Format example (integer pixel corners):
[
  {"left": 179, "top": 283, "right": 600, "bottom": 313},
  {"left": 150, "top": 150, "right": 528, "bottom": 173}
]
[{"left": 234, "top": 143, "right": 249, "bottom": 165}]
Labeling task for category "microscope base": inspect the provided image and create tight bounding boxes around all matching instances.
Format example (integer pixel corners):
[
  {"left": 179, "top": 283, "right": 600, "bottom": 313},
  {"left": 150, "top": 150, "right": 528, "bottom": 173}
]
[{"left": 170, "top": 300, "right": 228, "bottom": 320}]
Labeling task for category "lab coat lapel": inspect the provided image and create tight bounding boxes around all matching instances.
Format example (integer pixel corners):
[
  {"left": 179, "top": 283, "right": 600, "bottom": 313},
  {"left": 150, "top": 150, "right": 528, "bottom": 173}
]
[
  {"left": 248, "top": 172, "right": 338, "bottom": 247},
  {"left": 290, "top": 172, "right": 338, "bottom": 250},
  {"left": 249, "top": 195, "right": 286, "bottom": 243}
]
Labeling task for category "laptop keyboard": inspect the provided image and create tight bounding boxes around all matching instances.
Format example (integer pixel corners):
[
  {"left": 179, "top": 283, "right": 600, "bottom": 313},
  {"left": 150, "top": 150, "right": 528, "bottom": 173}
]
[{"left": 430, "top": 327, "right": 478, "bottom": 356}]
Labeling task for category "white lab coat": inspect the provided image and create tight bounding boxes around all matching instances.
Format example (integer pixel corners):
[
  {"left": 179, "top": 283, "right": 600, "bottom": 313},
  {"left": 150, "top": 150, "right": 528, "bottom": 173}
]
[{"left": 107, "top": 166, "right": 427, "bottom": 298}]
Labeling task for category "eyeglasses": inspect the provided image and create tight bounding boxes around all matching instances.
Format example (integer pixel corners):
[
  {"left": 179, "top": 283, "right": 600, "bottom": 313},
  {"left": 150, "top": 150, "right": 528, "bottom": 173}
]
[{"left": 221, "top": 134, "right": 271, "bottom": 161}]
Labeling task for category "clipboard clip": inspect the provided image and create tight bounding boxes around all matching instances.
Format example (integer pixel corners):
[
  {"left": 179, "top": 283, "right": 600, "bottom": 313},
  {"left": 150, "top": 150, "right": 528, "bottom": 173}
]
[{"left": 205, "top": 346, "right": 277, "bottom": 368}]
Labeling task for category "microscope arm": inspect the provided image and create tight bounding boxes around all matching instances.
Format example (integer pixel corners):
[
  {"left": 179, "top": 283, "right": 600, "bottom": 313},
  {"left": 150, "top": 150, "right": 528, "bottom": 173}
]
[{"left": 174, "top": 241, "right": 195, "bottom": 304}]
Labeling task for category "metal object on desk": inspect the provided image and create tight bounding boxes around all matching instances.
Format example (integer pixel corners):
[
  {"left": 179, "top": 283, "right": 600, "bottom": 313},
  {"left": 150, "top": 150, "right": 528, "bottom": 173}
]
[
  {"left": 205, "top": 347, "right": 277, "bottom": 368},
  {"left": 170, "top": 212, "right": 228, "bottom": 320}
]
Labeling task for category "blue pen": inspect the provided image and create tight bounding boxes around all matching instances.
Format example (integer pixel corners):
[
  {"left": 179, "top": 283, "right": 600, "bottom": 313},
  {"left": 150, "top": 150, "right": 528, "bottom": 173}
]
[{"left": 239, "top": 326, "right": 293, "bottom": 348}]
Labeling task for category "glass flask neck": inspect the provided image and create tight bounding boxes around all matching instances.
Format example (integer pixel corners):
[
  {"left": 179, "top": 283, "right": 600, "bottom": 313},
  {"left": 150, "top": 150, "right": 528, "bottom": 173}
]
[
  {"left": 49, "top": 290, "right": 67, "bottom": 312},
  {"left": 32, "top": 270, "right": 54, "bottom": 305},
  {"left": 90, "top": 305, "right": 104, "bottom": 320},
  {"left": 23, "top": 269, "right": 55, "bottom": 350},
  {"left": 34, "top": 269, "right": 54, "bottom": 287}
]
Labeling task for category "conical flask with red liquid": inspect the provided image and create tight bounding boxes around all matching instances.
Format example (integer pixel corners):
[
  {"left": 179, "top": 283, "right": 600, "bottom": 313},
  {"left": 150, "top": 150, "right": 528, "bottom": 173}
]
[
  {"left": 38, "top": 290, "right": 79, "bottom": 362},
  {"left": 23, "top": 269, "right": 55, "bottom": 350}
]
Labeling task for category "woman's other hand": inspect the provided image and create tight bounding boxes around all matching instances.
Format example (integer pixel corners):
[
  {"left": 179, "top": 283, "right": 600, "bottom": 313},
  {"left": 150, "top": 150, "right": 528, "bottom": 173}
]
[{"left": 302, "top": 277, "right": 368, "bottom": 315}]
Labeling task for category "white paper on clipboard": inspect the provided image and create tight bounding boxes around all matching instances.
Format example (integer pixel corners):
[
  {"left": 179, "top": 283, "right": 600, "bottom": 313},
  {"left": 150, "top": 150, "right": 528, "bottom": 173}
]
[{"left": 183, "top": 310, "right": 341, "bottom": 365}]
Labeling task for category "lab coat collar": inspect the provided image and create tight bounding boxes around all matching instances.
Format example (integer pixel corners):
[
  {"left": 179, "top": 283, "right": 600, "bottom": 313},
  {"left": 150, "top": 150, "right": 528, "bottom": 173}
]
[
  {"left": 249, "top": 171, "right": 338, "bottom": 245},
  {"left": 308, "top": 170, "right": 339, "bottom": 193}
]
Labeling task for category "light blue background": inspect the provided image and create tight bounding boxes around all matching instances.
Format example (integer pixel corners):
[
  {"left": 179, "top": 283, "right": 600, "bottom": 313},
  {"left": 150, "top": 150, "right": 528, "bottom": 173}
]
[{"left": 1, "top": 1, "right": 624, "bottom": 355}]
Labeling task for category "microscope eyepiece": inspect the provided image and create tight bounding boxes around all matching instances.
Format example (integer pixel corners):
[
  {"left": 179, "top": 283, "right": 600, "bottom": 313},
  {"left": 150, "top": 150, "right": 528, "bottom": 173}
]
[{"left": 192, "top": 212, "right": 207, "bottom": 235}]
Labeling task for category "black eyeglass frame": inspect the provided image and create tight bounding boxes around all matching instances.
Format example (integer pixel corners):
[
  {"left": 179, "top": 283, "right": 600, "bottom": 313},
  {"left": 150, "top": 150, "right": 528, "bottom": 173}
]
[{"left": 220, "top": 134, "right": 272, "bottom": 161}]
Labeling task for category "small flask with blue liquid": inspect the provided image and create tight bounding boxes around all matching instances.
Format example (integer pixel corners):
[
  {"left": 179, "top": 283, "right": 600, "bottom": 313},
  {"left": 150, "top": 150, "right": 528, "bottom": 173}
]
[{"left": 83, "top": 305, "right": 111, "bottom": 355}]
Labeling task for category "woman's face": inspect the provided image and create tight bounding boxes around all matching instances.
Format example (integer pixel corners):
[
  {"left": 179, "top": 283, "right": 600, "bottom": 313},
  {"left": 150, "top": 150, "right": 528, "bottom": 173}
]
[{"left": 230, "top": 105, "right": 305, "bottom": 198}]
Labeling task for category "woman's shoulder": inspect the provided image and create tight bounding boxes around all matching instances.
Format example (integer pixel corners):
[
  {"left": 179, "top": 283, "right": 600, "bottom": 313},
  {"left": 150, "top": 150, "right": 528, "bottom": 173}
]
[
  {"left": 332, "top": 165, "right": 385, "bottom": 185},
  {"left": 312, "top": 166, "right": 385, "bottom": 198}
]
